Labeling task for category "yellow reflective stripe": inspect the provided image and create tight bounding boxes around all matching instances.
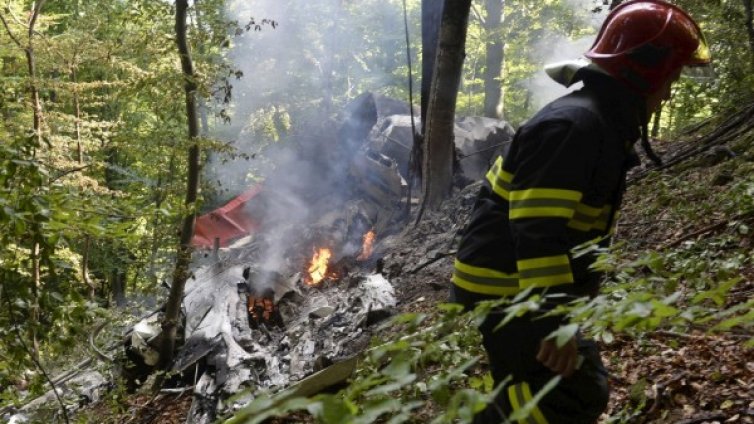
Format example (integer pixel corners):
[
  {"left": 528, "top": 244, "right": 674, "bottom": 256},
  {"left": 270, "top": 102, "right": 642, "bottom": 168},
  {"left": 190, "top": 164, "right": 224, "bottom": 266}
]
[
  {"left": 510, "top": 188, "right": 581, "bottom": 202},
  {"left": 511, "top": 206, "right": 574, "bottom": 219},
  {"left": 507, "top": 382, "right": 549, "bottom": 424},
  {"left": 452, "top": 274, "right": 521, "bottom": 296},
  {"left": 453, "top": 259, "right": 521, "bottom": 295},
  {"left": 454, "top": 259, "right": 518, "bottom": 280},
  {"left": 521, "top": 382, "right": 549, "bottom": 424},
  {"left": 508, "top": 384, "right": 529, "bottom": 423},
  {"left": 574, "top": 202, "right": 601, "bottom": 217},
  {"left": 509, "top": 188, "right": 581, "bottom": 220},
  {"left": 566, "top": 219, "right": 592, "bottom": 231},
  {"left": 486, "top": 156, "right": 512, "bottom": 200},
  {"left": 569, "top": 203, "right": 611, "bottom": 232},
  {"left": 519, "top": 273, "right": 574, "bottom": 289},
  {"left": 507, "top": 385, "right": 525, "bottom": 423},
  {"left": 517, "top": 255, "right": 569, "bottom": 270},
  {"left": 517, "top": 255, "right": 573, "bottom": 288},
  {"left": 485, "top": 156, "right": 502, "bottom": 184}
]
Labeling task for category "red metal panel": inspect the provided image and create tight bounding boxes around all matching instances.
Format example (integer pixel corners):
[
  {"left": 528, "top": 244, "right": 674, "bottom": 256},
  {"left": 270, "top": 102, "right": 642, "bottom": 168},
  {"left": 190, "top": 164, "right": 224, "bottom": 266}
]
[{"left": 192, "top": 185, "right": 263, "bottom": 247}]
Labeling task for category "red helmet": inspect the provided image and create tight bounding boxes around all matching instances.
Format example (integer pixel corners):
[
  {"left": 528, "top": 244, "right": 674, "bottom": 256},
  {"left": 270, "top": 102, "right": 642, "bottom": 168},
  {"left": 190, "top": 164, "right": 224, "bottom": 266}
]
[{"left": 585, "top": 0, "right": 711, "bottom": 95}]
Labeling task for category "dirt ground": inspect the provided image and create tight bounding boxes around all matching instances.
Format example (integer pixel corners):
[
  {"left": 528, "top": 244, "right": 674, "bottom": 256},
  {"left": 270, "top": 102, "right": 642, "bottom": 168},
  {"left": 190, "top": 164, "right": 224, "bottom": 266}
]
[{"left": 84, "top": 127, "right": 754, "bottom": 423}]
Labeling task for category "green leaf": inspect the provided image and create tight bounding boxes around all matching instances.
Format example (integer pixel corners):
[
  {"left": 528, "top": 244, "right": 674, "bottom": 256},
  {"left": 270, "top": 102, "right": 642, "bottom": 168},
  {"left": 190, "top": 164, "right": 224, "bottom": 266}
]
[{"left": 547, "top": 323, "right": 579, "bottom": 348}]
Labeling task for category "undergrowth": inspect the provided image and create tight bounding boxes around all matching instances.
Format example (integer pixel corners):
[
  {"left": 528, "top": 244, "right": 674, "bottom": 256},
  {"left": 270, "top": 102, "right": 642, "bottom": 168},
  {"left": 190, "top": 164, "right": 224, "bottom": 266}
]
[{"left": 224, "top": 135, "right": 754, "bottom": 422}]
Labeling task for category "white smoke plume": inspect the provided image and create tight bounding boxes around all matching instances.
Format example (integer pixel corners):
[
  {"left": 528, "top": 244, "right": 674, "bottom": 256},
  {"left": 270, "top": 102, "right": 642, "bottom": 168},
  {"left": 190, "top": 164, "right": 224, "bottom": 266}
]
[
  {"left": 200, "top": 0, "right": 417, "bottom": 290},
  {"left": 527, "top": 0, "right": 608, "bottom": 110}
]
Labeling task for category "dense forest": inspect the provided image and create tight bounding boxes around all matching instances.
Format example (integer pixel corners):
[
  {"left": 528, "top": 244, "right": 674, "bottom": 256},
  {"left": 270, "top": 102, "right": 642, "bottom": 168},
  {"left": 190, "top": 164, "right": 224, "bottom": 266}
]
[{"left": 1, "top": 0, "right": 753, "bottom": 422}]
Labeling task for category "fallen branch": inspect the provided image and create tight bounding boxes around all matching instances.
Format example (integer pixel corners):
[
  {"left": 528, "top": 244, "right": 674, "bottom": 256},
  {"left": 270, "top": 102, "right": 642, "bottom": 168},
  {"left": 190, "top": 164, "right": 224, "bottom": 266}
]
[
  {"left": 630, "top": 102, "right": 754, "bottom": 184},
  {"left": 409, "top": 251, "right": 454, "bottom": 274},
  {"left": 659, "top": 211, "right": 754, "bottom": 250},
  {"left": 89, "top": 321, "right": 114, "bottom": 363},
  {"left": 160, "top": 386, "right": 194, "bottom": 394},
  {"left": 649, "top": 330, "right": 706, "bottom": 340}
]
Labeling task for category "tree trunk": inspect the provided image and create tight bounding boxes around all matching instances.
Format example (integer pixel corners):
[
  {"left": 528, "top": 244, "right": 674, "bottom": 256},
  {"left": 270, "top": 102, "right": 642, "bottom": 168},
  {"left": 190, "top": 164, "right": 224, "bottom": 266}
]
[
  {"left": 411, "top": 0, "right": 445, "bottom": 191},
  {"left": 26, "top": 2, "right": 45, "bottom": 148},
  {"left": 159, "top": 0, "right": 201, "bottom": 372},
  {"left": 111, "top": 268, "right": 126, "bottom": 308},
  {"left": 29, "top": 241, "right": 40, "bottom": 362},
  {"left": 483, "top": 0, "right": 503, "bottom": 118},
  {"left": 421, "top": 1, "right": 443, "bottom": 129},
  {"left": 72, "top": 67, "right": 83, "bottom": 163},
  {"left": 82, "top": 236, "right": 95, "bottom": 299},
  {"left": 744, "top": 0, "right": 754, "bottom": 62},
  {"left": 420, "top": 0, "right": 472, "bottom": 212},
  {"left": 0, "top": 1, "right": 46, "bottom": 148}
]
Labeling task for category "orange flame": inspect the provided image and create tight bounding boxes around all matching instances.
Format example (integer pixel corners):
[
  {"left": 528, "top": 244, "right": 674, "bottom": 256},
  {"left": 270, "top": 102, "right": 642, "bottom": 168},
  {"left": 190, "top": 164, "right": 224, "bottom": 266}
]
[
  {"left": 357, "top": 230, "right": 376, "bottom": 261},
  {"left": 307, "top": 248, "right": 332, "bottom": 286}
]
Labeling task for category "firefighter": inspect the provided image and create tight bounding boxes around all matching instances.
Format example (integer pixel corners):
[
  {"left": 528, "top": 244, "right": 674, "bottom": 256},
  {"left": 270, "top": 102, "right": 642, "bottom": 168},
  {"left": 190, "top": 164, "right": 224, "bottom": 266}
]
[{"left": 450, "top": 1, "right": 711, "bottom": 423}]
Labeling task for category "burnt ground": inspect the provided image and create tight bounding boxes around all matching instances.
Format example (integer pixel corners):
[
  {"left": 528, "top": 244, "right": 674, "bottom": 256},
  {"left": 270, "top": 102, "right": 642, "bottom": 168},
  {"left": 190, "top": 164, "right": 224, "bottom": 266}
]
[{"left": 80, "top": 108, "right": 754, "bottom": 423}]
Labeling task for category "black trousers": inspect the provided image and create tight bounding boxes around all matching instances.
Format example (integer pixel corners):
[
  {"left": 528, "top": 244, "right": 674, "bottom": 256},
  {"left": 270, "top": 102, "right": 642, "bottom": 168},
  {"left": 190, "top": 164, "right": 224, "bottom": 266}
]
[{"left": 473, "top": 313, "right": 609, "bottom": 424}]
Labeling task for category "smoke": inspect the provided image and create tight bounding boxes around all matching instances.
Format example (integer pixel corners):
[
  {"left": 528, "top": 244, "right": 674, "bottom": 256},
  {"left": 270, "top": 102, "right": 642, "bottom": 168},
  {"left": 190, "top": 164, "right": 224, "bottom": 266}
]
[
  {"left": 202, "top": 1, "right": 418, "bottom": 290},
  {"left": 526, "top": 0, "right": 608, "bottom": 110},
  {"left": 205, "top": 0, "right": 412, "bottom": 200}
]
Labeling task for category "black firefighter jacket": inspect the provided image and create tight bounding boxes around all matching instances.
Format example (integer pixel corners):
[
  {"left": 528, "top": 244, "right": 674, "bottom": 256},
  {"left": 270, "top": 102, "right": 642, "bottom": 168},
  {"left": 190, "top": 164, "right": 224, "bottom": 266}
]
[{"left": 453, "top": 74, "right": 642, "bottom": 305}]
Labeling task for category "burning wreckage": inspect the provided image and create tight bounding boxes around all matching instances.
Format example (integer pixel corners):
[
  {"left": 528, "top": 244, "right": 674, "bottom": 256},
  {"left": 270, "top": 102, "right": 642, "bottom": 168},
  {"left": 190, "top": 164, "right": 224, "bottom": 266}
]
[{"left": 8, "top": 93, "right": 513, "bottom": 423}]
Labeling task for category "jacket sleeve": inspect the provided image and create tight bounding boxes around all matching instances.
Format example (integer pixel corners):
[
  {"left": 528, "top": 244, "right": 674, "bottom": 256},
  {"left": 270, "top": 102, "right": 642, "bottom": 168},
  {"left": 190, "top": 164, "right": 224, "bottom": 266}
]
[{"left": 506, "top": 116, "right": 601, "bottom": 291}]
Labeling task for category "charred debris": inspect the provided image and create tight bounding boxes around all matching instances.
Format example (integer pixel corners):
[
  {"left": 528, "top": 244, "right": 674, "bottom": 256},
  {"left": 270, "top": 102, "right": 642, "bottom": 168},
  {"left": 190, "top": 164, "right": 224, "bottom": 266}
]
[{"left": 6, "top": 92, "right": 513, "bottom": 423}]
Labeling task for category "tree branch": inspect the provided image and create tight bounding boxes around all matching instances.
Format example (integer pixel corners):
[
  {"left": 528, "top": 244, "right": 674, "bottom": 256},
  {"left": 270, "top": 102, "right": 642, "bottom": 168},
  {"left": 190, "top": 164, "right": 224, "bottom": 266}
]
[
  {"left": 470, "top": 3, "right": 485, "bottom": 25},
  {"left": 50, "top": 164, "right": 92, "bottom": 183},
  {"left": 0, "top": 10, "right": 24, "bottom": 48},
  {"left": 28, "top": 0, "right": 46, "bottom": 36},
  {"left": 15, "top": 329, "right": 70, "bottom": 424}
]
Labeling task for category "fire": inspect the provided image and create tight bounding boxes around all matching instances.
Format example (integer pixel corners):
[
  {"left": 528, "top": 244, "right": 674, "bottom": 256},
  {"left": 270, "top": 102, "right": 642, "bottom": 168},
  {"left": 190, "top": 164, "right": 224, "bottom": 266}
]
[
  {"left": 248, "top": 295, "right": 274, "bottom": 322},
  {"left": 357, "top": 230, "right": 376, "bottom": 261},
  {"left": 307, "top": 248, "right": 332, "bottom": 286}
]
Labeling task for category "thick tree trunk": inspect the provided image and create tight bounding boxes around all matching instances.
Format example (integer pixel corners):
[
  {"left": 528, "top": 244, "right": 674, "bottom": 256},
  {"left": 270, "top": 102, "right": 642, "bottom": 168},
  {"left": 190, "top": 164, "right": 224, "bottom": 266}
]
[
  {"left": 159, "top": 0, "right": 201, "bottom": 372},
  {"left": 420, "top": 0, "right": 472, "bottom": 211},
  {"left": 421, "top": 1, "right": 443, "bottom": 129},
  {"left": 483, "top": 0, "right": 503, "bottom": 118},
  {"left": 744, "top": 0, "right": 754, "bottom": 62},
  {"left": 412, "top": 0, "right": 445, "bottom": 191}
]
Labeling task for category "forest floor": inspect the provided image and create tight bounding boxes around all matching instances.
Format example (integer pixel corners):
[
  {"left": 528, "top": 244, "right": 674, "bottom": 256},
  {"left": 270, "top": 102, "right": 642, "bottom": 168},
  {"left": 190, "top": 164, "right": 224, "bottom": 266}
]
[{"left": 80, "top": 108, "right": 754, "bottom": 423}]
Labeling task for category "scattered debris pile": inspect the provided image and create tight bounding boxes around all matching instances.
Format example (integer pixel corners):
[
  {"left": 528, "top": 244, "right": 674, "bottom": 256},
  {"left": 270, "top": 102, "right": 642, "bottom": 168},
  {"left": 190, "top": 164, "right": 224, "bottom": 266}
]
[
  {"left": 126, "top": 93, "right": 515, "bottom": 423},
  {"left": 3, "top": 92, "right": 516, "bottom": 423},
  {"left": 175, "top": 256, "right": 396, "bottom": 423}
]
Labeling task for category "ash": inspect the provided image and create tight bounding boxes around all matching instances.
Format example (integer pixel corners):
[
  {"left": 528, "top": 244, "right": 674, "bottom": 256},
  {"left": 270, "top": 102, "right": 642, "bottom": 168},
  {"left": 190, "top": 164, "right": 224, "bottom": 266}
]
[{"left": 177, "top": 241, "right": 396, "bottom": 423}]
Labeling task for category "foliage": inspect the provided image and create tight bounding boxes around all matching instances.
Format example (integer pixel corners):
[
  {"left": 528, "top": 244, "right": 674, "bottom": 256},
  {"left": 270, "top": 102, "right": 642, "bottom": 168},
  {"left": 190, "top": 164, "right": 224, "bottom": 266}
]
[
  {"left": 0, "top": 0, "right": 236, "bottom": 406},
  {"left": 227, "top": 301, "right": 512, "bottom": 424}
]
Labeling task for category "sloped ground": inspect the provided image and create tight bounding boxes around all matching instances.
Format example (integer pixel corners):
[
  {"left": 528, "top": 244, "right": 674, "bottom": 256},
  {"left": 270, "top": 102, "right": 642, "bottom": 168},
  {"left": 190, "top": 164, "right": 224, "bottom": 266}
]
[
  {"left": 600, "top": 112, "right": 754, "bottom": 422},
  {"left": 79, "top": 106, "right": 754, "bottom": 423},
  {"left": 380, "top": 105, "right": 754, "bottom": 422}
]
